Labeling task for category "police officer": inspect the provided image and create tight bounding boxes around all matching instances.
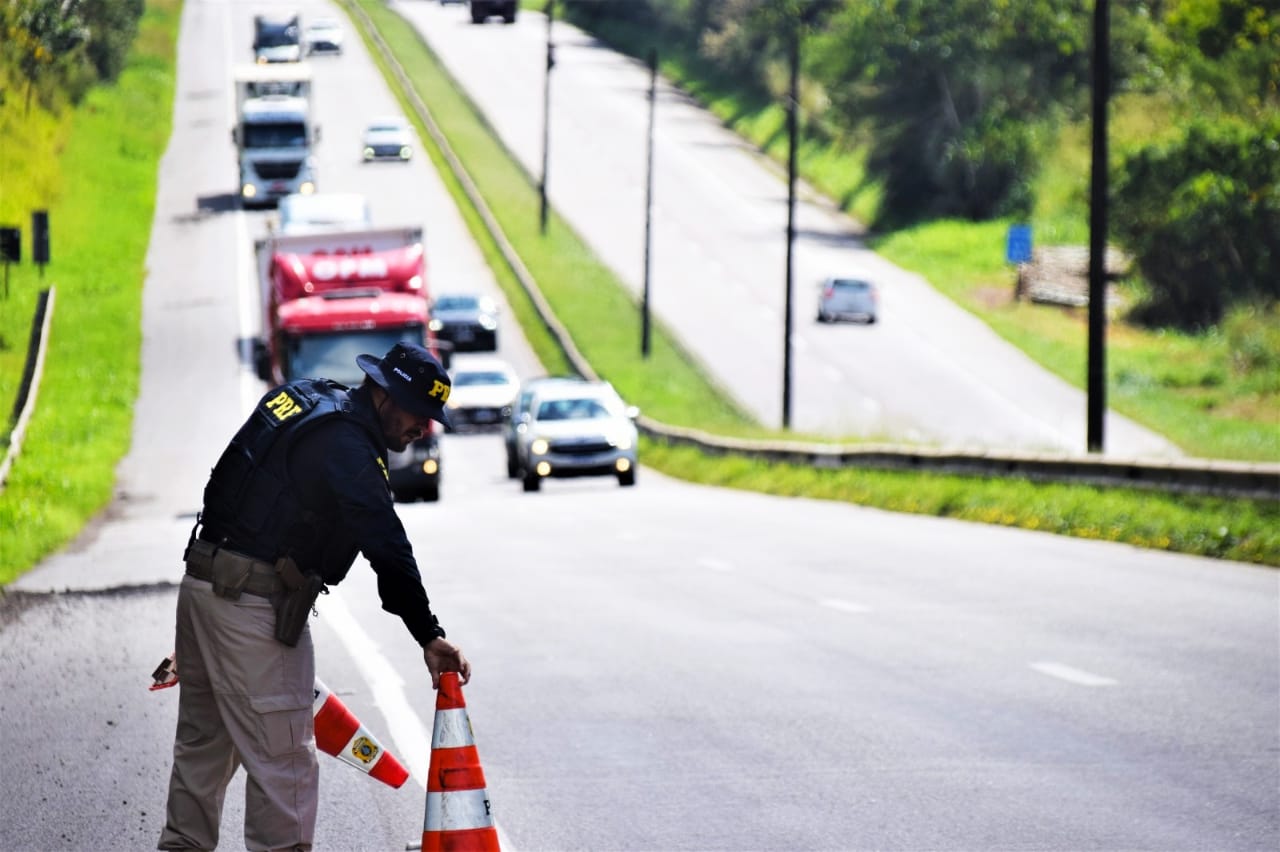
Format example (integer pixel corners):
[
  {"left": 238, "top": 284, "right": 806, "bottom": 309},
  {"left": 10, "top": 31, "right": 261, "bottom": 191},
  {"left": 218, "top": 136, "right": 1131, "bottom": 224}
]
[{"left": 158, "top": 341, "right": 470, "bottom": 852}]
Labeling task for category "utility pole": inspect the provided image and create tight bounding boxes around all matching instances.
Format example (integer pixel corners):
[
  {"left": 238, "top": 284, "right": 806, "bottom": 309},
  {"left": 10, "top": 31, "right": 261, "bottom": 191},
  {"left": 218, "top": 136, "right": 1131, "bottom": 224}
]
[
  {"left": 781, "top": 21, "right": 799, "bottom": 430},
  {"left": 641, "top": 48, "right": 657, "bottom": 358},
  {"left": 539, "top": 0, "right": 555, "bottom": 235},
  {"left": 1087, "top": 0, "right": 1110, "bottom": 452}
]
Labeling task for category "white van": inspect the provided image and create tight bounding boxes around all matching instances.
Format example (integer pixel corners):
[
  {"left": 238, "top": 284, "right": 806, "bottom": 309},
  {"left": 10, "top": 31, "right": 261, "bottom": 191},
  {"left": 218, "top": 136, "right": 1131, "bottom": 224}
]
[{"left": 275, "top": 193, "right": 372, "bottom": 235}]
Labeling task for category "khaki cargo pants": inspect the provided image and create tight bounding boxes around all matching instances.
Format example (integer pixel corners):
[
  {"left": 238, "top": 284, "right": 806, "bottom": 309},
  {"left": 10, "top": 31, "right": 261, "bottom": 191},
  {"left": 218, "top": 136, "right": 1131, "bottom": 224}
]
[{"left": 158, "top": 574, "right": 317, "bottom": 851}]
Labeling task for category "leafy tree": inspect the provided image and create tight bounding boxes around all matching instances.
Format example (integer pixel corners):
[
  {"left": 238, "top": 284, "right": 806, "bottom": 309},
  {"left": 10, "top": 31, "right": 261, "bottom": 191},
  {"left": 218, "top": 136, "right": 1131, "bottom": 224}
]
[
  {"left": 80, "top": 0, "right": 145, "bottom": 83},
  {"left": 1159, "top": 0, "right": 1279, "bottom": 112},
  {"left": 1113, "top": 115, "right": 1280, "bottom": 329},
  {"left": 2, "top": 0, "right": 146, "bottom": 109},
  {"left": 807, "top": 0, "right": 1102, "bottom": 224},
  {"left": 5, "top": 0, "right": 90, "bottom": 110}
]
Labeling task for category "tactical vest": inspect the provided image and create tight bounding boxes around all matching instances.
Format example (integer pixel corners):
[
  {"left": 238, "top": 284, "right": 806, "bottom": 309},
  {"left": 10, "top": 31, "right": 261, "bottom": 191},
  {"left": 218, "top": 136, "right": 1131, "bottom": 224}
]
[{"left": 200, "top": 379, "right": 380, "bottom": 562}]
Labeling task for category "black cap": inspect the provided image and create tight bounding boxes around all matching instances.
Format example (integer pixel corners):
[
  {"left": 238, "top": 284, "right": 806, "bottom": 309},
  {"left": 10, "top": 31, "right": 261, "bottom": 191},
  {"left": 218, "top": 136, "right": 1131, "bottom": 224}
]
[{"left": 356, "top": 342, "right": 452, "bottom": 426}]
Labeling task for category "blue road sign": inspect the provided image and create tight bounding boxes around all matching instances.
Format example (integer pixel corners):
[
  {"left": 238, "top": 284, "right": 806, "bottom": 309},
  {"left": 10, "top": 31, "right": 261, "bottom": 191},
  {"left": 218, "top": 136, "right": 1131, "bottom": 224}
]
[{"left": 1006, "top": 225, "right": 1032, "bottom": 264}]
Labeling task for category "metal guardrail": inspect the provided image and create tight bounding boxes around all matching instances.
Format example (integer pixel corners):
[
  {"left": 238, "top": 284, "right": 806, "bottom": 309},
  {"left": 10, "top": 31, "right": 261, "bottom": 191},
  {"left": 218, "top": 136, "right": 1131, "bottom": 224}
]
[
  {"left": 1, "top": 287, "right": 56, "bottom": 492},
  {"left": 641, "top": 420, "right": 1279, "bottom": 500},
  {"left": 347, "top": 2, "right": 1280, "bottom": 503}
]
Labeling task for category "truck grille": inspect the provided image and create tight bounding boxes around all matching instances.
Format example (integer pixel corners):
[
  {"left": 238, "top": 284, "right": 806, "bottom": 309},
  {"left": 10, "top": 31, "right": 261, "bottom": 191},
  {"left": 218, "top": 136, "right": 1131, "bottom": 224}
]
[{"left": 255, "top": 161, "right": 302, "bottom": 180}]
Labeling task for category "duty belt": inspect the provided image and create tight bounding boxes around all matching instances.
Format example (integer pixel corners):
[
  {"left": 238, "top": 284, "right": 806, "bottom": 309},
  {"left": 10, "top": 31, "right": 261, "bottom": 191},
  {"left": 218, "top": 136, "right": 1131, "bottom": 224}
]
[{"left": 184, "top": 539, "right": 283, "bottom": 599}]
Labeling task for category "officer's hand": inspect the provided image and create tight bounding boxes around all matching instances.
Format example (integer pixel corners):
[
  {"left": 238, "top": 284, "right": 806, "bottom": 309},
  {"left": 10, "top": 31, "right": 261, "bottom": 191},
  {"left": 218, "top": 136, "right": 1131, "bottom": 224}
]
[{"left": 423, "top": 637, "right": 471, "bottom": 689}]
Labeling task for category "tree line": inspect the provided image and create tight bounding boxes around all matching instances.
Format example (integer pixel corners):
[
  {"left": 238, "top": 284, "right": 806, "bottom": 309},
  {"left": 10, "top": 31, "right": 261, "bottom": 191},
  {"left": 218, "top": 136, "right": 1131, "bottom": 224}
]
[
  {"left": 3, "top": 0, "right": 1275, "bottom": 329},
  {"left": 2, "top": 0, "right": 145, "bottom": 111},
  {"left": 565, "top": 0, "right": 1278, "bottom": 329}
]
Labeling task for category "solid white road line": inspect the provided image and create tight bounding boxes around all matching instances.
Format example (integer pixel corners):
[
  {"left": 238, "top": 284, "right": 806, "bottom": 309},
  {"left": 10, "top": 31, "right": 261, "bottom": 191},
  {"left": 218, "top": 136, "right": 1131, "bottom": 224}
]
[
  {"left": 1030, "top": 661, "right": 1118, "bottom": 687},
  {"left": 320, "top": 591, "right": 433, "bottom": 782},
  {"left": 818, "top": 598, "right": 871, "bottom": 614}
]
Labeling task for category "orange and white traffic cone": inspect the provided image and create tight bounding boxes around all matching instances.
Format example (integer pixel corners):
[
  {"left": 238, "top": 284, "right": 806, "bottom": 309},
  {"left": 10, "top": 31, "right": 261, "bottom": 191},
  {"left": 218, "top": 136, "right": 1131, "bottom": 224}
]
[
  {"left": 422, "top": 672, "right": 499, "bottom": 851},
  {"left": 313, "top": 678, "right": 410, "bottom": 789}
]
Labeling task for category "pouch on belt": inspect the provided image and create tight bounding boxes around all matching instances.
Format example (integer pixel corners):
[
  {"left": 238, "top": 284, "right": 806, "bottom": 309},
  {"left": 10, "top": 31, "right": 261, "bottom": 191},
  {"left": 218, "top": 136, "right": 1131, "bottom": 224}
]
[{"left": 272, "top": 556, "right": 326, "bottom": 647}]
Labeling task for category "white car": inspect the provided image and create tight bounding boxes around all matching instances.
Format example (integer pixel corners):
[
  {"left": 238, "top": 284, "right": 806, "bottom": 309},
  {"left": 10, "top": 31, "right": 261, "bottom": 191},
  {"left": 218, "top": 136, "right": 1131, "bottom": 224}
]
[
  {"left": 816, "top": 276, "right": 878, "bottom": 324},
  {"left": 515, "top": 380, "right": 639, "bottom": 492},
  {"left": 445, "top": 355, "right": 520, "bottom": 431},
  {"left": 362, "top": 116, "right": 414, "bottom": 162},
  {"left": 502, "top": 375, "right": 586, "bottom": 478},
  {"left": 304, "top": 18, "right": 344, "bottom": 55},
  {"left": 275, "top": 192, "right": 372, "bottom": 234}
]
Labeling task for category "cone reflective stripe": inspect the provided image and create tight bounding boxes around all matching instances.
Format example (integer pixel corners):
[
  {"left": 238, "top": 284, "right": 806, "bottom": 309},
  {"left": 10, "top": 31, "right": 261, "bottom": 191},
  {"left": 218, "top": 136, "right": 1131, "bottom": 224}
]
[
  {"left": 422, "top": 672, "right": 499, "bottom": 852},
  {"left": 313, "top": 678, "right": 410, "bottom": 789}
]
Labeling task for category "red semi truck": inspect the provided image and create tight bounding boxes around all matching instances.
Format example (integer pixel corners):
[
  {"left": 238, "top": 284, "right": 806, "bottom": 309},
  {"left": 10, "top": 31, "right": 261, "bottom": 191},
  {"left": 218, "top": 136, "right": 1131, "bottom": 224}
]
[{"left": 252, "top": 224, "right": 444, "bottom": 501}]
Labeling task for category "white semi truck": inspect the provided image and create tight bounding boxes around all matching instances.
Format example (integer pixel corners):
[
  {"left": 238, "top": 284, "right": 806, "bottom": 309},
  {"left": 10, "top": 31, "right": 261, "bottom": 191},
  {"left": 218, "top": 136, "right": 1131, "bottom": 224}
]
[{"left": 232, "top": 63, "right": 319, "bottom": 208}]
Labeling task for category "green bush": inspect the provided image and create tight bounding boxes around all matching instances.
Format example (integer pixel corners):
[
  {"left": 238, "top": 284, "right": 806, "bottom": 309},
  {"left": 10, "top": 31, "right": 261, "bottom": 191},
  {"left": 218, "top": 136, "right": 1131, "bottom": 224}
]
[
  {"left": 82, "top": 0, "right": 146, "bottom": 83},
  {"left": 1114, "top": 116, "right": 1280, "bottom": 329},
  {"left": 1, "top": 0, "right": 147, "bottom": 108}
]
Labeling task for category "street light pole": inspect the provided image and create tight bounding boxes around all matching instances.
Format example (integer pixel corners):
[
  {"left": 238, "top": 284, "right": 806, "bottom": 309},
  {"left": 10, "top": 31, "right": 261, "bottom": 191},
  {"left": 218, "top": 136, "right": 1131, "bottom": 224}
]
[
  {"left": 781, "top": 21, "right": 799, "bottom": 430},
  {"left": 641, "top": 47, "right": 657, "bottom": 358},
  {"left": 539, "top": 0, "right": 555, "bottom": 235},
  {"left": 1087, "top": 0, "right": 1110, "bottom": 452}
]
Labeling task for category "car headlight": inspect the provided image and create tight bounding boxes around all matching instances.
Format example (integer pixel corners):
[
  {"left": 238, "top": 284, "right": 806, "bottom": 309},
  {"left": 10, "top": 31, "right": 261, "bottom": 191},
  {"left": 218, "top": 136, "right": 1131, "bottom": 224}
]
[
  {"left": 479, "top": 316, "right": 498, "bottom": 331},
  {"left": 363, "top": 146, "right": 375, "bottom": 160},
  {"left": 298, "top": 182, "right": 315, "bottom": 195},
  {"left": 400, "top": 146, "right": 412, "bottom": 160},
  {"left": 428, "top": 319, "right": 444, "bottom": 332},
  {"left": 241, "top": 184, "right": 257, "bottom": 198},
  {"left": 530, "top": 438, "right": 549, "bottom": 456}
]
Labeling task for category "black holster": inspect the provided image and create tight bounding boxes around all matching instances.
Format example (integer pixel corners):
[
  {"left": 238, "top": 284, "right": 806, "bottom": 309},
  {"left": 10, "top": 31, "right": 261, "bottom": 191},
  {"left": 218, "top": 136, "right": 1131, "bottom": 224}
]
[{"left": 271, "top": 557, "right": 325, "bottom": 647}]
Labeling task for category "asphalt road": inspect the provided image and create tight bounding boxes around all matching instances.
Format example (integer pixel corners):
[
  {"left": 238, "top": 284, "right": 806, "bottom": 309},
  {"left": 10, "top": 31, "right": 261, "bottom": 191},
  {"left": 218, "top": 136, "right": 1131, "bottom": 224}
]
[
  {"left": 391, "top": 0, "right": 1181, "bottom": 459},
  {"left": 1, "top": 1, "right": 1275, "bottom": 850}
]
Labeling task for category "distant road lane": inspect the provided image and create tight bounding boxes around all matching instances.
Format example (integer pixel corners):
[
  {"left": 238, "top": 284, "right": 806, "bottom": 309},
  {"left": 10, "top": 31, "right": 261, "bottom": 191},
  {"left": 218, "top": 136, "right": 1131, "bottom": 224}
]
[{"left": 391, "top": 1, "right": 1181, "bottom": 458}]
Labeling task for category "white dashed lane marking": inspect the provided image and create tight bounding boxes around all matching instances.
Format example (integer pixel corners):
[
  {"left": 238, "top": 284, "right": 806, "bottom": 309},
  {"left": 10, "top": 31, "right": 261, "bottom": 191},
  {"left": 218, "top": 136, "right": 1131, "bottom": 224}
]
[
  {"left": 1031, "top": 661, "right": 1118, "bottom": 687},
  {"left": 819, "top": 598, "right": 871, "bottom": 614}
]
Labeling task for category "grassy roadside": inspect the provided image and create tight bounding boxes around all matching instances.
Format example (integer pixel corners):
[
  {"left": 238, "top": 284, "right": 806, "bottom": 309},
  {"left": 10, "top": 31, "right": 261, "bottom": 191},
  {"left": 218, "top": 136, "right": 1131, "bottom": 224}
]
[
  {"left": 872, "top": 222, "right": 1280, "bottom": 463},
  {"left": 0, "top": 61, "right": 71, "bottom": 459},
  {"left": 0, "top": 0, "right": 181, "bottom": 584},
  {"left": 347, "top": 1, "right": 1278, "bottom": 566}
]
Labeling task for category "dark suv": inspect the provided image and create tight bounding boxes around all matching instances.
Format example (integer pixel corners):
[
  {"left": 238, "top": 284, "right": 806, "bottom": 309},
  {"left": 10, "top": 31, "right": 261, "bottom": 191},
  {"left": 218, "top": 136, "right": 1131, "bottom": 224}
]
[
  {"left": 429, "top": 292, "right": 499, "bottom": 353},
  {"left": 388, "top": 429, "right": 442, "bottom": 502},
  {"left": 469, "top": 0, "right": 517, "bottom": 24}
]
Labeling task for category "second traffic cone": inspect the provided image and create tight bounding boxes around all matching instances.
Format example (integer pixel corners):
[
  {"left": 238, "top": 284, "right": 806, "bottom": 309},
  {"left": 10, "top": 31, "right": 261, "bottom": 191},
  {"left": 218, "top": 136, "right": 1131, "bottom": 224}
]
[
  {"left": 313, "top": 678, "right": 410, "bottom": 788},
  {"left": 422, "top": 672, "right": 499, "bottom": 852}
]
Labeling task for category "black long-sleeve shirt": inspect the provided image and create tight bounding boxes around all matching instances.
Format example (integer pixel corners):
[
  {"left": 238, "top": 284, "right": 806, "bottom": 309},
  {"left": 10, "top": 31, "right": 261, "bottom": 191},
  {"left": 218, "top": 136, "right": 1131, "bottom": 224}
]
[{"left": 247, "top": 383, "right": 444, "bottom": 646}]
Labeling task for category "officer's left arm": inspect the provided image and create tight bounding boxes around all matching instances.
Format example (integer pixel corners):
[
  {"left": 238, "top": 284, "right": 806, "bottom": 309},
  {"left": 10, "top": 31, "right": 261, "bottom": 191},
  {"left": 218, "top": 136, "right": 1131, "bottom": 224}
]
[{"left": 316, "top": 422, "right": 446, "bottom": 647}]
